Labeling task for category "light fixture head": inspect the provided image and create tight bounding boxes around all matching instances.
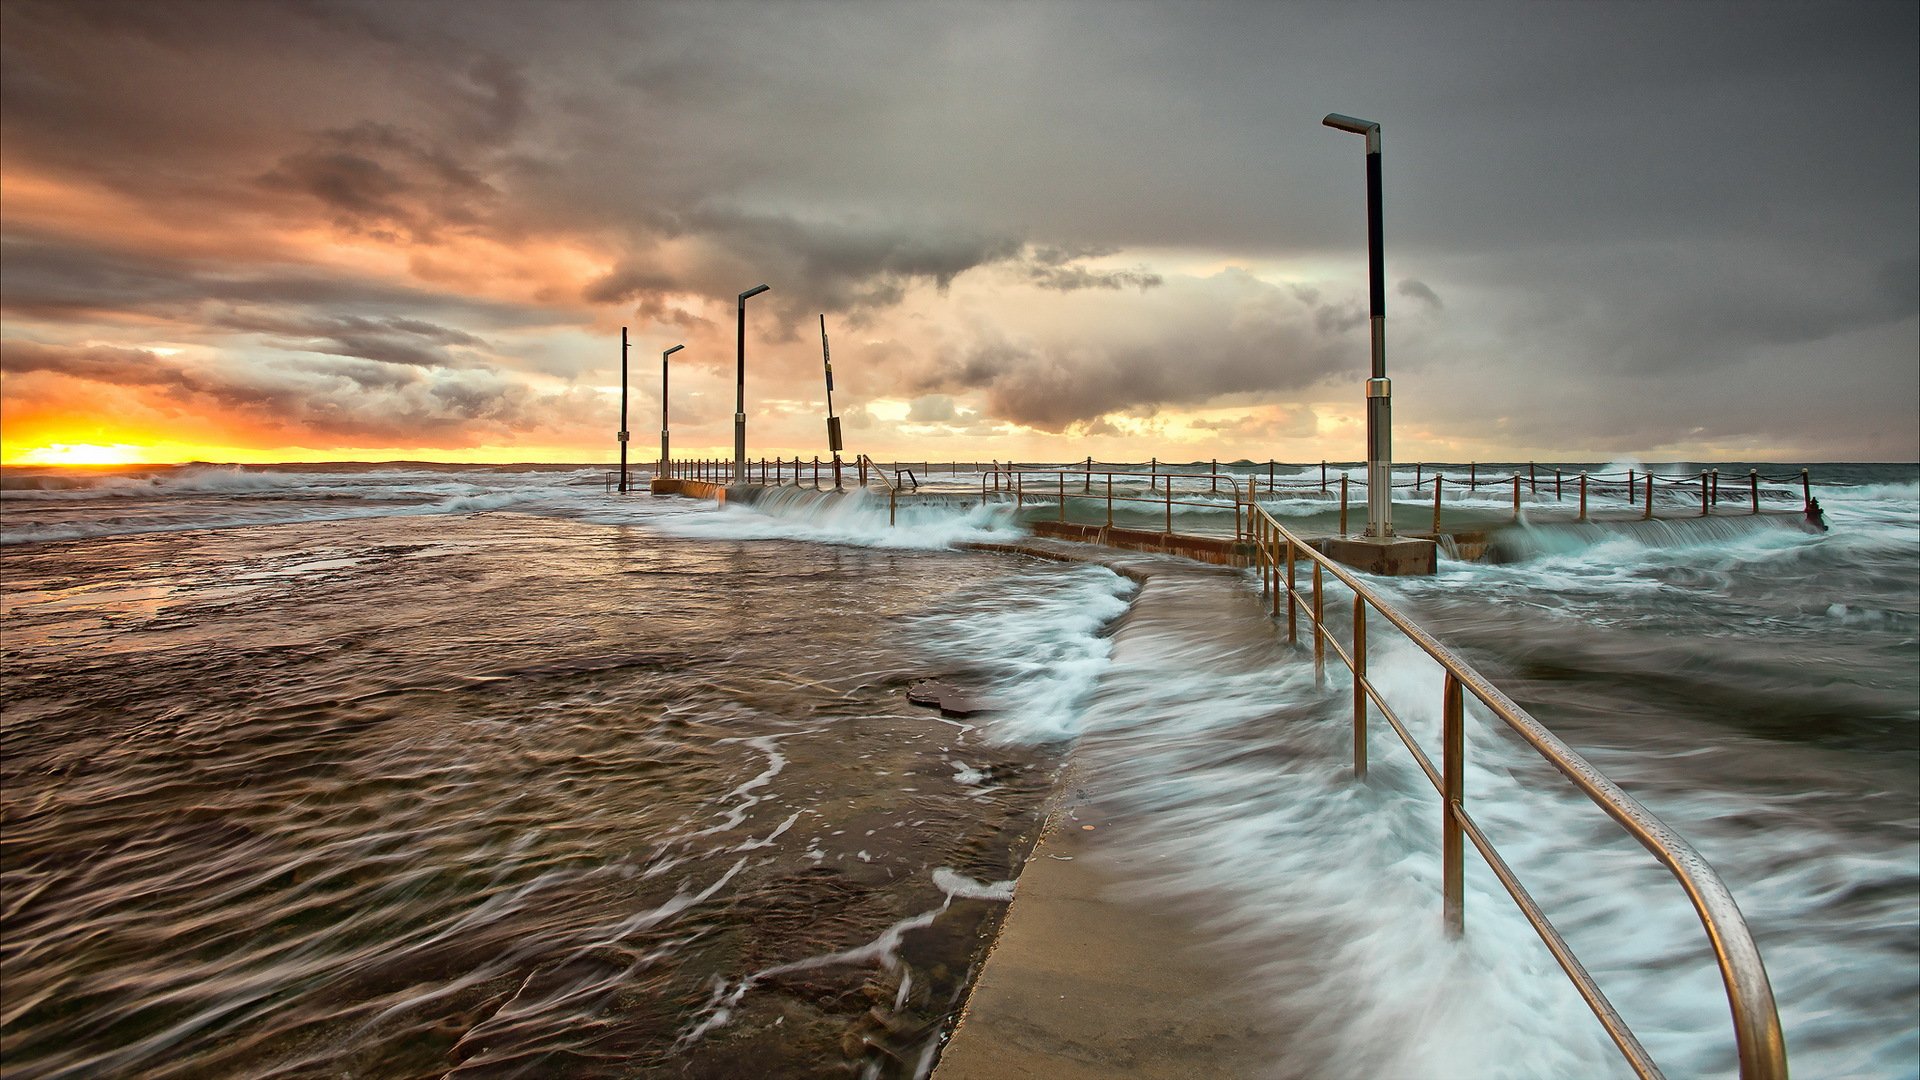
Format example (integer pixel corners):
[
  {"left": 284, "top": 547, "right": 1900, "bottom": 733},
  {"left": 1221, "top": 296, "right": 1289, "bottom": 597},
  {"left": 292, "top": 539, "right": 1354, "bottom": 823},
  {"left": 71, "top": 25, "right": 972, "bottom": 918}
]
[
  {"left": 664, "top": 344, "right": 685, "bottom": 357},
  {"left": 738, "top": 284, "right": 770, "bottom": 302}
]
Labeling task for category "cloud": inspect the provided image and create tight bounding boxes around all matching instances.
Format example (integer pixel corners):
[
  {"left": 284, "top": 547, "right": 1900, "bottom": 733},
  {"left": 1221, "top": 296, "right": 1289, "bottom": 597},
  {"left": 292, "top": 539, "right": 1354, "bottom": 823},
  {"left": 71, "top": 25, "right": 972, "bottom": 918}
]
[
  {"left": 906, "top": 394, "right": 958, "bottom": 422},
  {"left": 1397, "top": 279, "right": 1442, "bottom": 310},
  {"left": 1, "top": 338, "right": 597, "bottom": 446}
]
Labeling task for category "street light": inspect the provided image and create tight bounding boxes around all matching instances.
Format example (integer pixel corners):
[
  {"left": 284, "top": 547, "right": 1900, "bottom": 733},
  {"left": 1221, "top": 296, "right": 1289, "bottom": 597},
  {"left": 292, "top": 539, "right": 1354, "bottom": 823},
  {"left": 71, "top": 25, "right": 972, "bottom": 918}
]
[
  {"left": 618, "top": 326, "right": 630, "bottom": 493},
  {"left": 734, "top": 284, "right": 770, "bottom": 482},
  {"left": 660, "top": 343, "right": 683, "bottom": 483},
  {"left": 1323, "top": 112, "right": 1393, "bottom": 538}
]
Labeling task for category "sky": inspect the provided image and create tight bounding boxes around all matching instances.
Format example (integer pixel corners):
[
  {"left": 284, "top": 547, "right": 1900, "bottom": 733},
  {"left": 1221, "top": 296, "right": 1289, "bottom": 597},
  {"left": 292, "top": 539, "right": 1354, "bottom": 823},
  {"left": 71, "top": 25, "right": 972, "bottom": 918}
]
[{"left": 1, "top": 0, "right": 1915, "bottom": 466}]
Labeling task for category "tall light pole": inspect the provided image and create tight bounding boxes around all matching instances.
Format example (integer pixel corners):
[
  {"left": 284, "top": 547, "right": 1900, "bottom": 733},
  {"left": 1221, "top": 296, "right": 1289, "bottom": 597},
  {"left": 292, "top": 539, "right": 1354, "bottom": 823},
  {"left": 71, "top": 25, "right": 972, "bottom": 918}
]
[
  {"left": 820, "top": 315, "right": 844, "bottom": 490},
  {"left": 660, "top": 343, "right": 683, "bottom": 480},
  {"left": 618, "top": 326, "right": 630, "bottom": 493},
  {"left": 1323, "top": 113, "right": 1393, "bottom": 538},
  {"left": 734, "top": 284, "right": 770, "bottom": 482}
]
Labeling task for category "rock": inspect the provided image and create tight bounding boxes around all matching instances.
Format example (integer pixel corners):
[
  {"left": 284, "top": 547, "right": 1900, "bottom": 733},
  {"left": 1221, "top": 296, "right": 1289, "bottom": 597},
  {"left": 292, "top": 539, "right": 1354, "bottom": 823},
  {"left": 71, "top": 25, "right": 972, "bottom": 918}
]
[{"left": 907, "top": 679, "right": 991, "bottom": 718}]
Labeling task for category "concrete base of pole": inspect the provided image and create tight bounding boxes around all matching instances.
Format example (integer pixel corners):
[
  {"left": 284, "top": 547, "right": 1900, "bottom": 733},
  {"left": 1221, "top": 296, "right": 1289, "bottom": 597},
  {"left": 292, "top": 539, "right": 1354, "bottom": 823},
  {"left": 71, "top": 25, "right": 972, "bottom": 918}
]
[{"left": 1320, "top": 534, "right": 1436, "bottom": 576}]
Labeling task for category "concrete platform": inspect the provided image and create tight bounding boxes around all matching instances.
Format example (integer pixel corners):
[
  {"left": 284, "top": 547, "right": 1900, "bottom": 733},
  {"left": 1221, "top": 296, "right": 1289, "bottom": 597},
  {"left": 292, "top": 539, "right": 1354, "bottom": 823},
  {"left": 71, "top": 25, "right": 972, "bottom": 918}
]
[
  {"left": 1315, "top": 534, "right": 1437, "bottom": 576},
  {"left": 933, "top": 783, "right": 1278, "bottom": 1079}
]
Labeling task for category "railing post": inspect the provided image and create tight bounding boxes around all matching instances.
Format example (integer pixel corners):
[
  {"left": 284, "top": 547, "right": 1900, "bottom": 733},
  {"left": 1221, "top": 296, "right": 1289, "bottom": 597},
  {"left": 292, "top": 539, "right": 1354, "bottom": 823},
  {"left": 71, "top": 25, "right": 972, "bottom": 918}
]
[
  {"left": 1058, "top": 470, "right": 1066, "bottom": 522},
  {"left": 1645, "top": 472, "right": 1654, "bottom": 520},
  {"left": 1320, "top": 460, "right": 1327, "bottom": 493},
  {"left": 1084, "top": 456, "right": 1092, "bottom": 494},
  {"left": 1312, "top": 560, "right": 1325, "bottom": 685},
  {"left": 1212, "top": 459, "right": 1219, "bottom": 493},
  {"left": 1469, "top": 461, "right": 1477, "bottom": 490},
  {"left": 860, "top": 456, "right": 869, "bottom": 487},
  {"left": 1285, "top": 539, "right": 1297, "bottom": 643},
  {"left": 1529, "top": 461, "right": 1536, "bottom": 494},
  {"left": 1512, "top": 474, "right": 1521, "bottom": 521},
  {"left": 1234, "top": 479, "right": 1243, "bottom": 539},
  {"left": 1150, "top": 456, "right": 1158, "bottom": 492},
  {"left": 1556, "top": 469, "right": 1563, "bottom": 500},
  {"left": 1164, "top": 475, "right": 1173, "bottom": 534},
  {"left": 1339, "top": 474, "right": 1350, "bottom": 534},
  {"left": 1270, "top": 526, "right": 1281, "bottom": 618},
  {"left": 1353, "top": 596, "right": 1367, "bottom": 780},
  {"left": 1750, "top": 469, "right": 1759, "bottom": 515},
  {"left": 1106, "top": 473, "right": 1114, "bottom": 528},
  {"left": 1579, "top": 473, "right": 1589, "bottom": 522},
  {"left": 1801, "top": 468, "right": 1811, "bottom": 513},
  {"left": 1628, "top": 468, "right": 1637, "bottom": 508},
  {"left": 1432, "top": 474, "right": 1444, "bottom": 535},
  {"left": 814, "top": 456, "right": 821, "bottom": 488},
  {"left": 1268, "top": 459, "right": 1276, "bottom": 493},
  {"left": 1443, "top": 673, "right": 1464, "bottom": 938},
  {"left": 889, "top": 486, "right": 897, "bottom": 526},
  {"left": 1711, "top": 468, "right": 1720, "bottom": 507},
  {"left": 1701, "top": 470, "right": 1710, "bottom": 517},
  {"left": 1415, "top": 462, "right": 1422, "bottom": 491}
]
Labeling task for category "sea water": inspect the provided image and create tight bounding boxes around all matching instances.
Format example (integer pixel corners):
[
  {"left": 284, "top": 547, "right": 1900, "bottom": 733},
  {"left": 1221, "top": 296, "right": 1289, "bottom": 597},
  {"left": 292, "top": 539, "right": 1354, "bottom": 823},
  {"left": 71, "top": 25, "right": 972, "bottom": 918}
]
[{"left": 1, "top": 461, "right": 1914, "bottom": 1078}]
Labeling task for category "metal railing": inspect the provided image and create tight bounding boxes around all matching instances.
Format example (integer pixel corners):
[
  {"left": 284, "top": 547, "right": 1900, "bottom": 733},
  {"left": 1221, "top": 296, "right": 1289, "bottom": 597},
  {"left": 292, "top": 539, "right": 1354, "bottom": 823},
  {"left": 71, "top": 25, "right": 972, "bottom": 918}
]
[{"left": 1245, "top": 505, "right": 1786, "bottom": 1080}]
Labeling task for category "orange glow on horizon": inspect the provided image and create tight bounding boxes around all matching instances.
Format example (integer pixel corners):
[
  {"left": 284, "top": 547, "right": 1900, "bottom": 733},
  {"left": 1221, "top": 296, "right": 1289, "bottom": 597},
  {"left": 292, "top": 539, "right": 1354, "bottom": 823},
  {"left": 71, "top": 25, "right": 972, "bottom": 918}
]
[{"left": 9, "top": 443, "right": 151, "bottom": 466}]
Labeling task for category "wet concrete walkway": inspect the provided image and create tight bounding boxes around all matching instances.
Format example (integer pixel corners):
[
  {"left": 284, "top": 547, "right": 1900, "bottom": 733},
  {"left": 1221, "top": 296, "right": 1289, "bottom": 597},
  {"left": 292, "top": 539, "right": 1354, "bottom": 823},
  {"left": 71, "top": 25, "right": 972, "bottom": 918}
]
[{"left": 937, "top": 543, "right": 1291, "bottom": 1078}]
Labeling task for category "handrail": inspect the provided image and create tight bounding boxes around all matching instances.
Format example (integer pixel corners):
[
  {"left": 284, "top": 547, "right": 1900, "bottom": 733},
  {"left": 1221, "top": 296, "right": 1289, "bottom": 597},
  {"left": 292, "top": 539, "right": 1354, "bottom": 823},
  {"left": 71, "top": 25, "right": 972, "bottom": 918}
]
[{"left": 1246, "top": 506, "right": 1787, "bottom": 1080}]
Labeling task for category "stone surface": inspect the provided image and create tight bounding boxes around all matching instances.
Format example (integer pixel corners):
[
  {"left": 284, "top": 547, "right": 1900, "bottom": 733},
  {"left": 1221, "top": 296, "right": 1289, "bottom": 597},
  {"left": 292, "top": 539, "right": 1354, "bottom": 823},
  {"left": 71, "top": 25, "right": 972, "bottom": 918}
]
[
  {"left": 933, "top": 780, "right": 1276, "bottom": 1079},
  {"left": 1315, "top": 534, "right": 1438, "bottom": 576}
]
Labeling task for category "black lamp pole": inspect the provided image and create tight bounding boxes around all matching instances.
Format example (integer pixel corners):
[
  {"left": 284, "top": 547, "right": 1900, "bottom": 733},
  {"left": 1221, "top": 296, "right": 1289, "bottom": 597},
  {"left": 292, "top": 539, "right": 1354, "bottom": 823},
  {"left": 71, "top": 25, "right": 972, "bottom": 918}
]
[
  {"left": 660, "top": 343, "right": 683, "bottom": 481},
  {"left": 618, "top": 326, "right": 629, "bottom": 493},
  {"left": 734, "top": 284, "right": 770, "bottom": 482},
  {"left": 1323, "top": 112, "right": 1394, "bottom": 538}
]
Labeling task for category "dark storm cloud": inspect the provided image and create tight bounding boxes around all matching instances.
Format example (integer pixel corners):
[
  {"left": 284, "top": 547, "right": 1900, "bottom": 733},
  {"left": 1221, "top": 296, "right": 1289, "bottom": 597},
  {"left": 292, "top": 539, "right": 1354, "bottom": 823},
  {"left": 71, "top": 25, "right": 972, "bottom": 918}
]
[
  {"left": 0, "top": 0, "right": 1913, "bottom": 455},
  {"left": 915, "top": 271, "right": 1355, "bottom": 431},
  {"left": 0, "top": 235, "right": 542, "bottom": 343},
  {"left": 258, "top": 122, "right": 500, "bottom": 243},
  {"left": 1, "top": 339, "right": 593, "bottom": 444}
]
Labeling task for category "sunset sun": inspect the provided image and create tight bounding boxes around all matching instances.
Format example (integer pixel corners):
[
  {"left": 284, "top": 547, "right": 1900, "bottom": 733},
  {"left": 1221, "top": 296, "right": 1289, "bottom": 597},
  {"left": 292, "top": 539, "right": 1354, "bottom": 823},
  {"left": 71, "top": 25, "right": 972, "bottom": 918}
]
[{"left": 11, "top": 442, "right": 148, "bottom": 466}]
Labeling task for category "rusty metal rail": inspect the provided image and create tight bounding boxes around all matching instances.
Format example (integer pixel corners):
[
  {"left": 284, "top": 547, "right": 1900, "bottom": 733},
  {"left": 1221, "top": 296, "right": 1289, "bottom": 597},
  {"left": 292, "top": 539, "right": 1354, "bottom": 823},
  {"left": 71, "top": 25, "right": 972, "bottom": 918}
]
[{"left": 1246, "top": 506, "right": 1787, "bottom": 1080}]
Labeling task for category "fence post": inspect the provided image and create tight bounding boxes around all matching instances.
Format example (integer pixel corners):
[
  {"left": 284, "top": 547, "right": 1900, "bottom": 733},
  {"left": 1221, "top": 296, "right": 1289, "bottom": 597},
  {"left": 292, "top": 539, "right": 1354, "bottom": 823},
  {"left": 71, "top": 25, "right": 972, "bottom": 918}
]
[
  {"left": 1529, "top": 461, "right": 1536, "bottom": 494},
  {"left": 1644, "top": 472, "right": 1654, "bottom": 520},
  {"left": 1321, "top": 460, "right": 1328, "bottom": 493},
  {"left": 1353, "top": 596, "right": 1367, "bottom": 780},
  {"left": 1212, "top": 459, "right": 1219, "bottom": 493},
  {"left": 1285, "top": 539, "right": 1297, "bottom": 643},
  {"left": 1443, "top": 673, "right": 1465, "bottom": 938},
  {"left": 1750, "top": 469, "right": 1759, "bottom": 515},
  {"left": 1801, "top": 468, "right": 1811, "bottom": 513},
  {"left": 1268, "top": 459, "right": 1276, "bottom": 493},
  {"left": 1150, "top": 457, "right": 1158, "bottom": 492},
  {"left": 889, "top": 486, "right": 897, "bottom": 526},
  {"left": 1470, "top": 462, "right": 1477, "bottom": 490},
  {"left": 1415, "top": 462, "right": 1423, "bottom": 491},
  {"left": 1579, "top": 473, "right": 1589, "bottom": 522},
  {"left": 1432, "top": 474, "right": 1444, "bottom": 535},
  {"left": 1312, "top": 561, "right": 1325, "bottom": 685},
  {"left": 1339, "top": 474, "right": 1350, "bottom": 534},
  {"left": 1165, "top": 476, "right": 1173, "bottom": 534},
  {"left": 1058, "top": 471, "right": 1066, "bottom": 523},
  {"left": 1512, "top": 475, "right": 1521, "bottom": 521},
  {"left": 1701, "top": 471, "right": 1710, "bottom": 517},
  {"left": 1085, "top": 456, "right": 1093, "bottom": 494},
  {"left": 1711, "top": 468, "right": 1720, "bottom": 507},
  {"left": 859, "top": 457, "right": 869, "bottom": 487},
  {"left": 1556, "top": 469, "right": 1563, "bottom": 501},
  {"left": 1628, "top": 468, "right": 1637, "bottom": 508},
  {"left": 1106, "top": 474, "right": 1114, "bottom": 528}
]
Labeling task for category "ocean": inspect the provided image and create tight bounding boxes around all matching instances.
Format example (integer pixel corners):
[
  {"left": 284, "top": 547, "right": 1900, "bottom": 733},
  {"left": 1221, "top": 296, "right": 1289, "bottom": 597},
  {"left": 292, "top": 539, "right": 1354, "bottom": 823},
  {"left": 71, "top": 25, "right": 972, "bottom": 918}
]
[{"left": 1, "top": 461, "right": 1914, "bottom": 1079}]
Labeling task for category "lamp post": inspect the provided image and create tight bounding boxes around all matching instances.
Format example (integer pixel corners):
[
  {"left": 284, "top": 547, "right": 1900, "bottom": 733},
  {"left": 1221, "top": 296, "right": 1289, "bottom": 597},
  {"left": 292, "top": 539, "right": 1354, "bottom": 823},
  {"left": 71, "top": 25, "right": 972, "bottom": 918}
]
[
  {"left": 660, "top": 343, "right": 683, "bottom": 481},
  {"left": 618, "top": 326, "right": 629, "bottom": 493},
  {"left": 734, "top": 284, "right": 770, "bottom": 482},
  {"left": 819, "top": 315, "right": 844, "bottom": 490},
  {"left": 1323, "top": 112, "right": 1393, "bottom": 538}
]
